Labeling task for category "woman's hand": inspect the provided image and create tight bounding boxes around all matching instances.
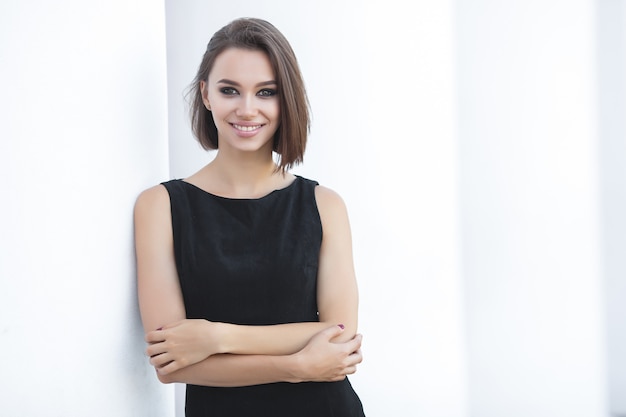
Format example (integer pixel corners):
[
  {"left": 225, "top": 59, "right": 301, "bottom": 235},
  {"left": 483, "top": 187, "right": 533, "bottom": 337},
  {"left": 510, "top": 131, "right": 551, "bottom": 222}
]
[
  {"left": 291, "top": 325, "right": 363, "bottom": 383},
  {"left": 145, "top": 319, "right": 224, "bottom": 375}
]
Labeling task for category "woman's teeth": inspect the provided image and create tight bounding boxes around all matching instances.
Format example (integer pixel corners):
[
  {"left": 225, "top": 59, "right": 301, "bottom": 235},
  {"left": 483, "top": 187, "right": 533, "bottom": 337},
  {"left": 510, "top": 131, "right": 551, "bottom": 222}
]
[{"left": 233, "top": 124, "right": 261, "bottom": 132}]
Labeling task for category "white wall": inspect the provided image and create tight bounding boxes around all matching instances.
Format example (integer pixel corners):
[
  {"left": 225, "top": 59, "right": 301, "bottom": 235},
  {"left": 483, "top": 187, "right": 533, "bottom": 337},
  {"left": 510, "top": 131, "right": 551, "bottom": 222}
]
[
  {"left": 0, "top": 1, "right": 174, "bottom": 415},
  {"left": 164, "top": 1, "right": 468, "bottom": 416},
  {"left": 455, "top": 1, "right": 611, "bottom": 416}
]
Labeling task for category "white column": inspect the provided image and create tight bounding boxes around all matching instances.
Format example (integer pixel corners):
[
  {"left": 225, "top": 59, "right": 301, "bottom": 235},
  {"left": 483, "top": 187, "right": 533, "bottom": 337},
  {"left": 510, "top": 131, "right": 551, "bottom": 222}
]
[
  {"left": 0, "top": 1, "right": 174, "bottom": 415},
  {"left": 597, "top": 0, "right": 626, "bottom": 414},
  {"left": 357, "top": 2, "right": 468, "bottom": 416},
  {"left": 455, "top": 1, "right": 608, "bottom": 416}
]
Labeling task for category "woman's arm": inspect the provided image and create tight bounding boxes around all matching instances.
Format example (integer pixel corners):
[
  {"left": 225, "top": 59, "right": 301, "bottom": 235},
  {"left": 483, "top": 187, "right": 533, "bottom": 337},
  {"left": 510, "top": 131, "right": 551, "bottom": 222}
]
[
  {"left": 157, "top": 325, "right": 363, "bottom": 387},
  {"left": 135, "top": 185, "right": 231, "bottom": 369},
  {"left": 136, "top": 184, "right": 361, "bottom": 377},
  {"left": 313, "top": 185, "right": 360, "bottom": 341},
  {"left": 134, "top": 185, "right": 186, "bottom": 332}
]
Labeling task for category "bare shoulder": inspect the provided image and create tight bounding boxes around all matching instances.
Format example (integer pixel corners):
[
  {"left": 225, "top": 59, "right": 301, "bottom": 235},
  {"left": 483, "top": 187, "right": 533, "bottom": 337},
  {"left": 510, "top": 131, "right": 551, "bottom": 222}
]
[
  {"left": 134, "top": 184, "right": 173, "bottom": 253},
  {"left": 314, "top": 185, "right": 349, "bottom": 221},
  {"left": 135, "top": 184, "right": 169, "bottom": 208},
  {"left": 134, "top": 184, "right": 171, "bottom": 220}
]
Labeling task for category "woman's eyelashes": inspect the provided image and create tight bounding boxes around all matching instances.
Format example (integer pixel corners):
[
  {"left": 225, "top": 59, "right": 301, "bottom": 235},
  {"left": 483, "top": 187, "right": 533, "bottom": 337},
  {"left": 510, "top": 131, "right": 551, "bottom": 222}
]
[
  {"left": 219, "top": 87, "right": 238, "bottom": 95},
  {"left": 218, "top": 87, "right": 277, "bottom": 97},
  {"left": 257, "top": 88, "right": 277, "bottom": 97}
]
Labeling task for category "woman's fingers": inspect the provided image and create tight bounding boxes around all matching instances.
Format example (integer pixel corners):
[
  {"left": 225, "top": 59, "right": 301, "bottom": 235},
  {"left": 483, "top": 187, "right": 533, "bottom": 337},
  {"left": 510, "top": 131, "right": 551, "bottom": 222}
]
[
  {"left": 145, "top": 340, "right": 167, "bottom": 358},
  {"left": 294, "top": 327, "right": 365, "bottom": 382},
  {"left": 148, "top": 352, "right": 184, "bottom": 375},
  {"left": 347, "top": 347, "right": 363, "bottom": 366},
  {"left": 320, "top": 323, "right": 346, "bottom": 341},
  {"left": 144, "top": 328, "right": 165, "bottom": 344},
  {"left": 344, "top": 334, "right": 363, "bottom": 354},
  {"left": 156, "top": 359, "right": 183, "bottom": 375},
  {"left": 149, "top": 352, "right": 171, "bottom": 367},
  {"left": 343, "top": 365, "right": 357, "bottom": 376}
]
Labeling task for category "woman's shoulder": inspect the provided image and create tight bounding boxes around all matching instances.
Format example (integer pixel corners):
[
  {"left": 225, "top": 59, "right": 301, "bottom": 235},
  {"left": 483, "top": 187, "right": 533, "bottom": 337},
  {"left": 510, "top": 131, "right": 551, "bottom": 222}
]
[
  {"left": 312, "top": 182, "right": 348, "bottom": 218},
  {"left": 134, "top": 183, "right": 172, "bottom": 217}
]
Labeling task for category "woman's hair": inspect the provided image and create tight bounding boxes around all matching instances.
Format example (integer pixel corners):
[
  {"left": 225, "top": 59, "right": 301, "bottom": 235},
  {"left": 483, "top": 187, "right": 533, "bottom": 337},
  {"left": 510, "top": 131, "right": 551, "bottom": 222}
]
[{"left": 187, "top": 18, "right": 310, "bottom": 172}]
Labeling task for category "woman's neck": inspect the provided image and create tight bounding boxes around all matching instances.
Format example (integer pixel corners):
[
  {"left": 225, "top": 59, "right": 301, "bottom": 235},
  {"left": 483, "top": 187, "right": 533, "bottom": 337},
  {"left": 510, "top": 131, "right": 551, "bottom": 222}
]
[{"left": 191, "top": 151, "right": 292, "bottom": 199}]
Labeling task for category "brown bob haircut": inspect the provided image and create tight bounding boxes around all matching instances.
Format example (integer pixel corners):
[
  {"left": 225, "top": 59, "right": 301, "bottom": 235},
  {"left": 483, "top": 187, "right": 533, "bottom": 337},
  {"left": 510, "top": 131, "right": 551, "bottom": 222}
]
[{"left": 187, "top": 18, "right": 310, "bottom": 172}]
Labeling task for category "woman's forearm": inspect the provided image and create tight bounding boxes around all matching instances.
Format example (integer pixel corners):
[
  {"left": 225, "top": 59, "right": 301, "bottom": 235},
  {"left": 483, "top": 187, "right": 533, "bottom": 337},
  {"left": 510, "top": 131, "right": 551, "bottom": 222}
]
[
  {"left": 158, "top": 353, "right": 300, "bottom": 387},
  {"left": 158, "top": 325, "right": 362, "bottom": 387},
  {"left": 145, "top": 320, "right": 355, "bottom": 376},
  {"left": 218, "top": 321, "right": 353, "bottom": 356},
  {"left": 148, "top": 318, "right": 355, "bottom": 364}
]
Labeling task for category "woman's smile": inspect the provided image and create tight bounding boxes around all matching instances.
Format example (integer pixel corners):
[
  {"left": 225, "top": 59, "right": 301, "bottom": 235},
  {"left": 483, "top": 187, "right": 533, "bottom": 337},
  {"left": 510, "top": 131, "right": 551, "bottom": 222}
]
[
  {"left": 230, "top": 122, "right": 265, "bottom": 135},
  {"left": 232, "top": 124, "right": 262, "bottom": 131}
]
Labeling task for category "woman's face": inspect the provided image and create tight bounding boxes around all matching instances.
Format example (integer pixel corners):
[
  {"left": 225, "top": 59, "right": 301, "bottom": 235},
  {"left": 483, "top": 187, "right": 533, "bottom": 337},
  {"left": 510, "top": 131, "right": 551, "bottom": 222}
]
[{"left": 201, "top": 48, "right": 280, "bottom": 155}]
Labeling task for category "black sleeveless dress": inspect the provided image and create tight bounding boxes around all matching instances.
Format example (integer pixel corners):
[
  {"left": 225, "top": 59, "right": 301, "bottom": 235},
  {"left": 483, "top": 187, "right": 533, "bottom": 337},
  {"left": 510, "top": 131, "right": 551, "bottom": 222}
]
[{"left": 162, "top": 176, "right": 365, "bottom": 417}]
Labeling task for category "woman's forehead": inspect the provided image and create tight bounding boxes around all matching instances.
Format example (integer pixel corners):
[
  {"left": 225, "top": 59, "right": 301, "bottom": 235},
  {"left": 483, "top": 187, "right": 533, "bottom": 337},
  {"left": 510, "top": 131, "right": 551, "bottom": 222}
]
[{"left": 209, "top": 48, "right": 275, "bottom": 84}]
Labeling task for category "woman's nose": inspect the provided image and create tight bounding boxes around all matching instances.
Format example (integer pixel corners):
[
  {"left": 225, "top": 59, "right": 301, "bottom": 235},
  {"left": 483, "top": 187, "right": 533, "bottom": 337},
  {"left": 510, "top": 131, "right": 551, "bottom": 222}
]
[{"left": 236, "top": 95, "right": 258, "bottom": 118}]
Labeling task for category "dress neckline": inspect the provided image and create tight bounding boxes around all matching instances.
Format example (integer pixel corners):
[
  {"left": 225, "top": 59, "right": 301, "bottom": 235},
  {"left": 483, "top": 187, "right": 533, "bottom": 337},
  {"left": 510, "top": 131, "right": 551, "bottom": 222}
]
[{"left": 179, "top": 175, "right": 300, "bottom": 201}]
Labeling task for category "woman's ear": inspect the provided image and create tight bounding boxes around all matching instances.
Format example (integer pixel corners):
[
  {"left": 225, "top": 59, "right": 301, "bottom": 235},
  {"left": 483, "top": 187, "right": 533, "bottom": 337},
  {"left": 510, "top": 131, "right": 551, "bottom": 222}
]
[{"left": 200, "top": 81, "right": 211, "bottom": 111}]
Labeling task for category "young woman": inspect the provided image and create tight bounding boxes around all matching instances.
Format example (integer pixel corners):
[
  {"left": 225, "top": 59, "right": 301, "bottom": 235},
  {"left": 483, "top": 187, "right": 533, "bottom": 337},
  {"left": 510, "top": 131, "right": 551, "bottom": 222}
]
[{"left": 134, "top": 18, "right": 365, "bottom": 416}]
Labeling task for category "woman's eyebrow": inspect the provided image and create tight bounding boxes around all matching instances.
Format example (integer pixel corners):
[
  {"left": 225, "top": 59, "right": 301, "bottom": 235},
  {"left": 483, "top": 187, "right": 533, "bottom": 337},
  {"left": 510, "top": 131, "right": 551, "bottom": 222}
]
[{"left": 216, "top": 79, "right": 277, "bottom": 87}]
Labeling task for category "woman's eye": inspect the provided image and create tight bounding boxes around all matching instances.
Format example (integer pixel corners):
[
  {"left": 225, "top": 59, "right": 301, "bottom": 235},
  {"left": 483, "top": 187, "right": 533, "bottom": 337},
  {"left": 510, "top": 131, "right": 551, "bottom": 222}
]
[
  {"left": 257, "top": 89, "right": 276, "bottom": 97},
  {"left": 220, "top": 87, "right": 238, "bottom": 95}
]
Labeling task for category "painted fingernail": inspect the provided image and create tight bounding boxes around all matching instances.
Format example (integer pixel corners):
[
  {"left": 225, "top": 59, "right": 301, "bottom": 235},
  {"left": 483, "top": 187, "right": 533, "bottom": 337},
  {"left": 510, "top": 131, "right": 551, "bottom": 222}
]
[{"left": 338, "top": 324, "right": 345, "bottom": 329}]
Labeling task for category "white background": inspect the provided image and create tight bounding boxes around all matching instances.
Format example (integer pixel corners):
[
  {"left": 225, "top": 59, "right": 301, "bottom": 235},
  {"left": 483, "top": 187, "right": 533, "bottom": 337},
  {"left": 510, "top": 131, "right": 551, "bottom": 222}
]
[
  {"left": 0, "top": 0, "right": 172, "bottom": 415},
  {"left": 1, "top": 1, "right": 624, "bottom": 416}
]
